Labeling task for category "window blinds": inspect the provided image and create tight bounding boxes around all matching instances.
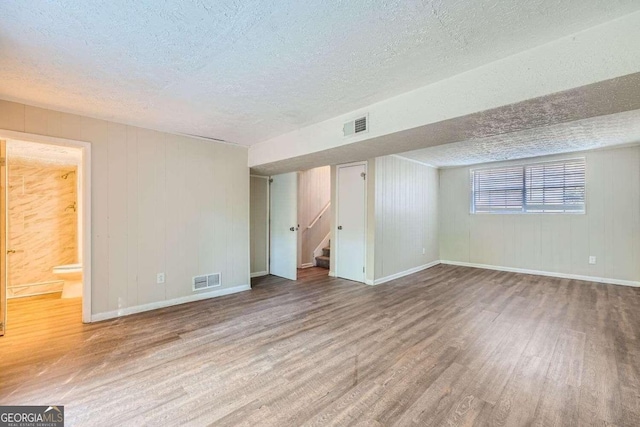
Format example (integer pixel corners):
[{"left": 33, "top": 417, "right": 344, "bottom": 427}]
[{"left": 471, "top": 158, "right": 585, "bottom": 214}]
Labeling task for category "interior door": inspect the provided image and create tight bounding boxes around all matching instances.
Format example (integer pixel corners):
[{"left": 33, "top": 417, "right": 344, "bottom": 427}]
[
  {"left": 336, "top": 162, "right": 366, "bottom": 283},
  {"left": 0, "top": 140, "right": 6, "bottom": 336},
  {"left": 269, "top": 172, "right": 298, "bottom": 281}
]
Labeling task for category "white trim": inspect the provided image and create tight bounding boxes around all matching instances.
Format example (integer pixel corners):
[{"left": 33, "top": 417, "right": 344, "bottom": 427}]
[
  {"left": 441, "top": 260, "right": 640, "bottom": 287},
  {"left": 91, "top": 284, "right": 251, "bottom": 322},
  {"left": 372, "top": 260, "right": 441, "bottom": 286},
  {"left": 300, "top": 263, "right": 314, "bottom": 269},
  {"left": 390, "top": 154, "right": 436, "bottom": 169},
  {"left": 328, "top": 271, "right": 336, "bottom": 277},
  {"left": 251, "top": 271, "right": 269, "bottom": 278},
  {"left": 0, "top": 129, "right": 92, "bottom": 323},
  {"left": 334, "top": 161, "right": 368, "bottom": 283}
]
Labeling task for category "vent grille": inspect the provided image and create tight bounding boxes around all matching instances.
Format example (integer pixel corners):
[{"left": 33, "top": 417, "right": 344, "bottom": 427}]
[
  {"left": 192, "top": 273, "right": 221, "bottom": 291},
  {"left": 343, "top": 114, "right": 368, "bottom": 137}
]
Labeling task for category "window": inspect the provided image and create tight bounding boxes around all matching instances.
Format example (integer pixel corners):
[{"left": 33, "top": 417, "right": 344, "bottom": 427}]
[{"left": 471, "top": 158, "right": 585, "bottom": 214}]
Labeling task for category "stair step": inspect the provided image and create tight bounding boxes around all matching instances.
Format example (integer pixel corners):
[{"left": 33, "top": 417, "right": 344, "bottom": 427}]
[
  {"left": 315, "top": 255, "right": 330, "bottom": 269},
  {"left": 322, "top": 247, "right": 330, "bottom": 257}
]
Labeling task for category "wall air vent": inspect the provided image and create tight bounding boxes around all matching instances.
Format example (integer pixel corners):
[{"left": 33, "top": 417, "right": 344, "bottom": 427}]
[
  {"left": 343, "top": 114, "right": 369, "bottom": 137},
  {"left": 192, "top": 273, "right": 221, "bottom": 291}
]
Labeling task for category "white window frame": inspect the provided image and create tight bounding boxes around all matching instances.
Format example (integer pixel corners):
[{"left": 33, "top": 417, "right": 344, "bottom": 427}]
[{"left": 470, "top": 157, "right": 586, "bottom": 215}]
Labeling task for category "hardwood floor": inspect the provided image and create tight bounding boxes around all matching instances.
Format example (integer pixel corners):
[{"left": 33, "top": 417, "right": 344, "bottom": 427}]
[{"left": 2, "top": 265, "right": 640, "bottom": 426}]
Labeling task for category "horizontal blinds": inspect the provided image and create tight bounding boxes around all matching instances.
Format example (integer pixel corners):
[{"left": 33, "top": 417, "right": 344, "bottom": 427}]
[
  {"left": 524, "top": 159, "right": 585, "bottom": 212},
  {"left": 472, "top": 166, "right": 524, "bottom": 213},
  {"left": 471, "top": 158, "right": 585, "bottom": 214}
]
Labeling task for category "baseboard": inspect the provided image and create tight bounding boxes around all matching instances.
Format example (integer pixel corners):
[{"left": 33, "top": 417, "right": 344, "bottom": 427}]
[
  {"left": 373, "top": 260, "right": 441, "bottom": 286},
  {"left": 300, "top": 263, "right": 314, "bottom": 269},
  {"left": 328, "top": 270, "right": 336, "bottom": 277},
  {"left": 91, "top": 284, "right": 252, "bottom": 322},
  {"left": 251, "top": 271, "right": 269, "bottom": 278},
  {"left": 440, "top": 260, "right": 640, "bottom": 287}
]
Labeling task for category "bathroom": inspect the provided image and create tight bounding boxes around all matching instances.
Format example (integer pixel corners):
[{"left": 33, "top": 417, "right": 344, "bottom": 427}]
[{"left": 3, "top": 139, "right": 83, "bottom": 310}]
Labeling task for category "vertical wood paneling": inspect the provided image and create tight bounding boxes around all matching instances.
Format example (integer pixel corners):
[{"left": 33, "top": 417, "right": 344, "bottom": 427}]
[
  {"left": 0, "top": 99, "right": 250, "bottom": 317},
  {"left": 164, "top": 135, "right": 185, "bottom": 301},
  {"left": 106, "top": 123, "right": 128, "bottom": 310},
  {"left": 125, "top": 126, "right": 139, "bottom": 307},
  {"left": 374, "top": 156, "right": 439, "bottom": 280},
  {"left": 439, "top": 146, "right": 640, "bottom": 282},
  {"left": 83, "top": 116, "right": 109, "bottom": 314}
]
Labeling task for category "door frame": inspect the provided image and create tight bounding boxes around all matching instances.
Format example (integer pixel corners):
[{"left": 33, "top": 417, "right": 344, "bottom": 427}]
[
  {"left": 250, "top": 175, "right": 270, "bottom": 278},
  {"left": 0, "top": 129, "right": 92, "bottom": 324},
  {"left": 334, "top": 161, "right": 367, "bottom": 283}
]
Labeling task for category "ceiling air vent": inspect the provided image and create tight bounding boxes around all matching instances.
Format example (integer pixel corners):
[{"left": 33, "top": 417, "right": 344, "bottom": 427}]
[
  {"left": 343, "top": 114, "right": 369, "bottom": 137},
  {"left": 192, "top": 273, "right": 221, "bottom": 291}
]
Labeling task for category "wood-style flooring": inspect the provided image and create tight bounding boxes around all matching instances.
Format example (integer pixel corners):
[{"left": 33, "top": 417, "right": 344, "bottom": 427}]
[{"left": 2, "top": 265, "right": 640, "bottom": 426}]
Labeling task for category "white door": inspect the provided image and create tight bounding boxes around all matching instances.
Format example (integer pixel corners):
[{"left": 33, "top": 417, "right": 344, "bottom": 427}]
[
  {"left": 269, "top": 172, "right": 298, "bottom": 281},
  {"left": 0, "top": 140, "right": 6, "bottom": 336},
  {"left": 336, "top": 162, "right": 366, "bottom": 283}
]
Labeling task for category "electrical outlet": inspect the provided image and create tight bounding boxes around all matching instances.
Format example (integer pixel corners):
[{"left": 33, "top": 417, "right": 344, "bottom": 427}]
[
  {"left": 157, "top": 273, "right": 166, "bottom": 284},
  {"left": 588, "top": 256, "right": 596, "bottom": 265}
]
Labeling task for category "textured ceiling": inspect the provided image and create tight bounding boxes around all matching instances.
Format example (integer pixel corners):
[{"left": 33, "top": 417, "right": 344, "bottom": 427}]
[
  {"left": 1, "top": 1, "right": 639, "bottom": 146},
  {"left": 7, "top": 139, "right": 82, "bottom": 166},
  {"left": 397, "top": 109, "right": 640, "bottom": 168}
]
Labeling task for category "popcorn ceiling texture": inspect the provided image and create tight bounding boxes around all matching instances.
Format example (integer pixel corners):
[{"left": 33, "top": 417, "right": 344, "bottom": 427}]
[
  {"left": 399, "top": 109, "right": 640, "bottom": 168},
  {"left": 0, "top": 0, "right": 639, "bottom": 146}
]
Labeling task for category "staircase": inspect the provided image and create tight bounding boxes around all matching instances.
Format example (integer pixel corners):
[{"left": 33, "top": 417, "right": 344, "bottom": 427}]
[{"left": 315, "top": 244, "right": 330, "bottom": 269}]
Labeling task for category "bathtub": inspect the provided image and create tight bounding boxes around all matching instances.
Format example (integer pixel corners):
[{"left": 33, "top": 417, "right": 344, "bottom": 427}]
[{"left": 53, "top": 263, "right": 83, "bottom": 298}]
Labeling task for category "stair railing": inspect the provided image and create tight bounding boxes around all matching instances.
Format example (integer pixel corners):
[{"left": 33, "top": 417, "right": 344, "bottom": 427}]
[{"left": 306, "top": 201, "right": 331, "bottom": 230}]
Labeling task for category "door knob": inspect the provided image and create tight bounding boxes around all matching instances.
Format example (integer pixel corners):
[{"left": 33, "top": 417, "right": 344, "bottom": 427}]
[
  {"left": 7, "top": 249, "right": 16, "bottom": 254},
  {"left": 290, "top": 227, "right": 295, "bottom": 231},
  {"left": 337, "top": 226, "right": 343, "bottom": 230}
]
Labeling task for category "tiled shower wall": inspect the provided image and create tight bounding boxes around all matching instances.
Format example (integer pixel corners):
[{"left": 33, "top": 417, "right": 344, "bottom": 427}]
[{"left": 8, "top": 159, "right": 77, "bottom": 296}]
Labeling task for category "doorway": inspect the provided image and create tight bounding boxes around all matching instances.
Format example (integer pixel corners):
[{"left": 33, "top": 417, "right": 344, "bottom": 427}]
[
  {"left": 335, "top": 162, "right": 367, "bottom": 283},
  {"left": 0, "top": 132, "right": 91, "bottom": 336},
  {"left": 263, "top": 167, "right": 332, "bottom": 282}
]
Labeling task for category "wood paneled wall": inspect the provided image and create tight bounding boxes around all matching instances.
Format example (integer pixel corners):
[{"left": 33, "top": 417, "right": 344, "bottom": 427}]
[
  {"left": 373, "top": 156, "right": 439, "bottom": 281},
  {"left": 439, "top": 145, "right": 640, "bottom": 282},
  {"left": 0, "top": 99, "right": 249, "bottom": 317},
  {"left": 8, "top": 159, "right": 77, "bottom": 289}
]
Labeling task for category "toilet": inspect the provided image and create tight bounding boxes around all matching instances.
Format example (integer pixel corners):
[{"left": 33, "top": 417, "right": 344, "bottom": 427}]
[{"left": 53, "top": 263, "right": 83, "bottom": 298}]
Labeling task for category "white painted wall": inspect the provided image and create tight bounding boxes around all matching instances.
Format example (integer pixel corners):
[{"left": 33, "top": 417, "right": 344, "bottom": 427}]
[
  {"left": 373, "top": 156, "right": 439, "bottom": 283},
  {"left": 249, "top": 11, "right": 640, "bottom": 168},
  {"left": 0, "top": 99, "right": 250, "bottom": 319},
  {"left": 250, "top": 176, "right": 269, "bottom": 276},
  {"left": 439, "top": 145, "right": 640, "bottom": 284}
]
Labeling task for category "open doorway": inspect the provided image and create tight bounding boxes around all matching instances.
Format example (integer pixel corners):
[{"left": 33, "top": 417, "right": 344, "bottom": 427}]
[
  {"left": 250, "top": 166, "right": 331, "bottom": 282},
  {"left": 297, "top": 166, "right": 331, "bottom": 272},
  {"left": 0, "top": 133, "right": 91, "bottom": 336}
]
